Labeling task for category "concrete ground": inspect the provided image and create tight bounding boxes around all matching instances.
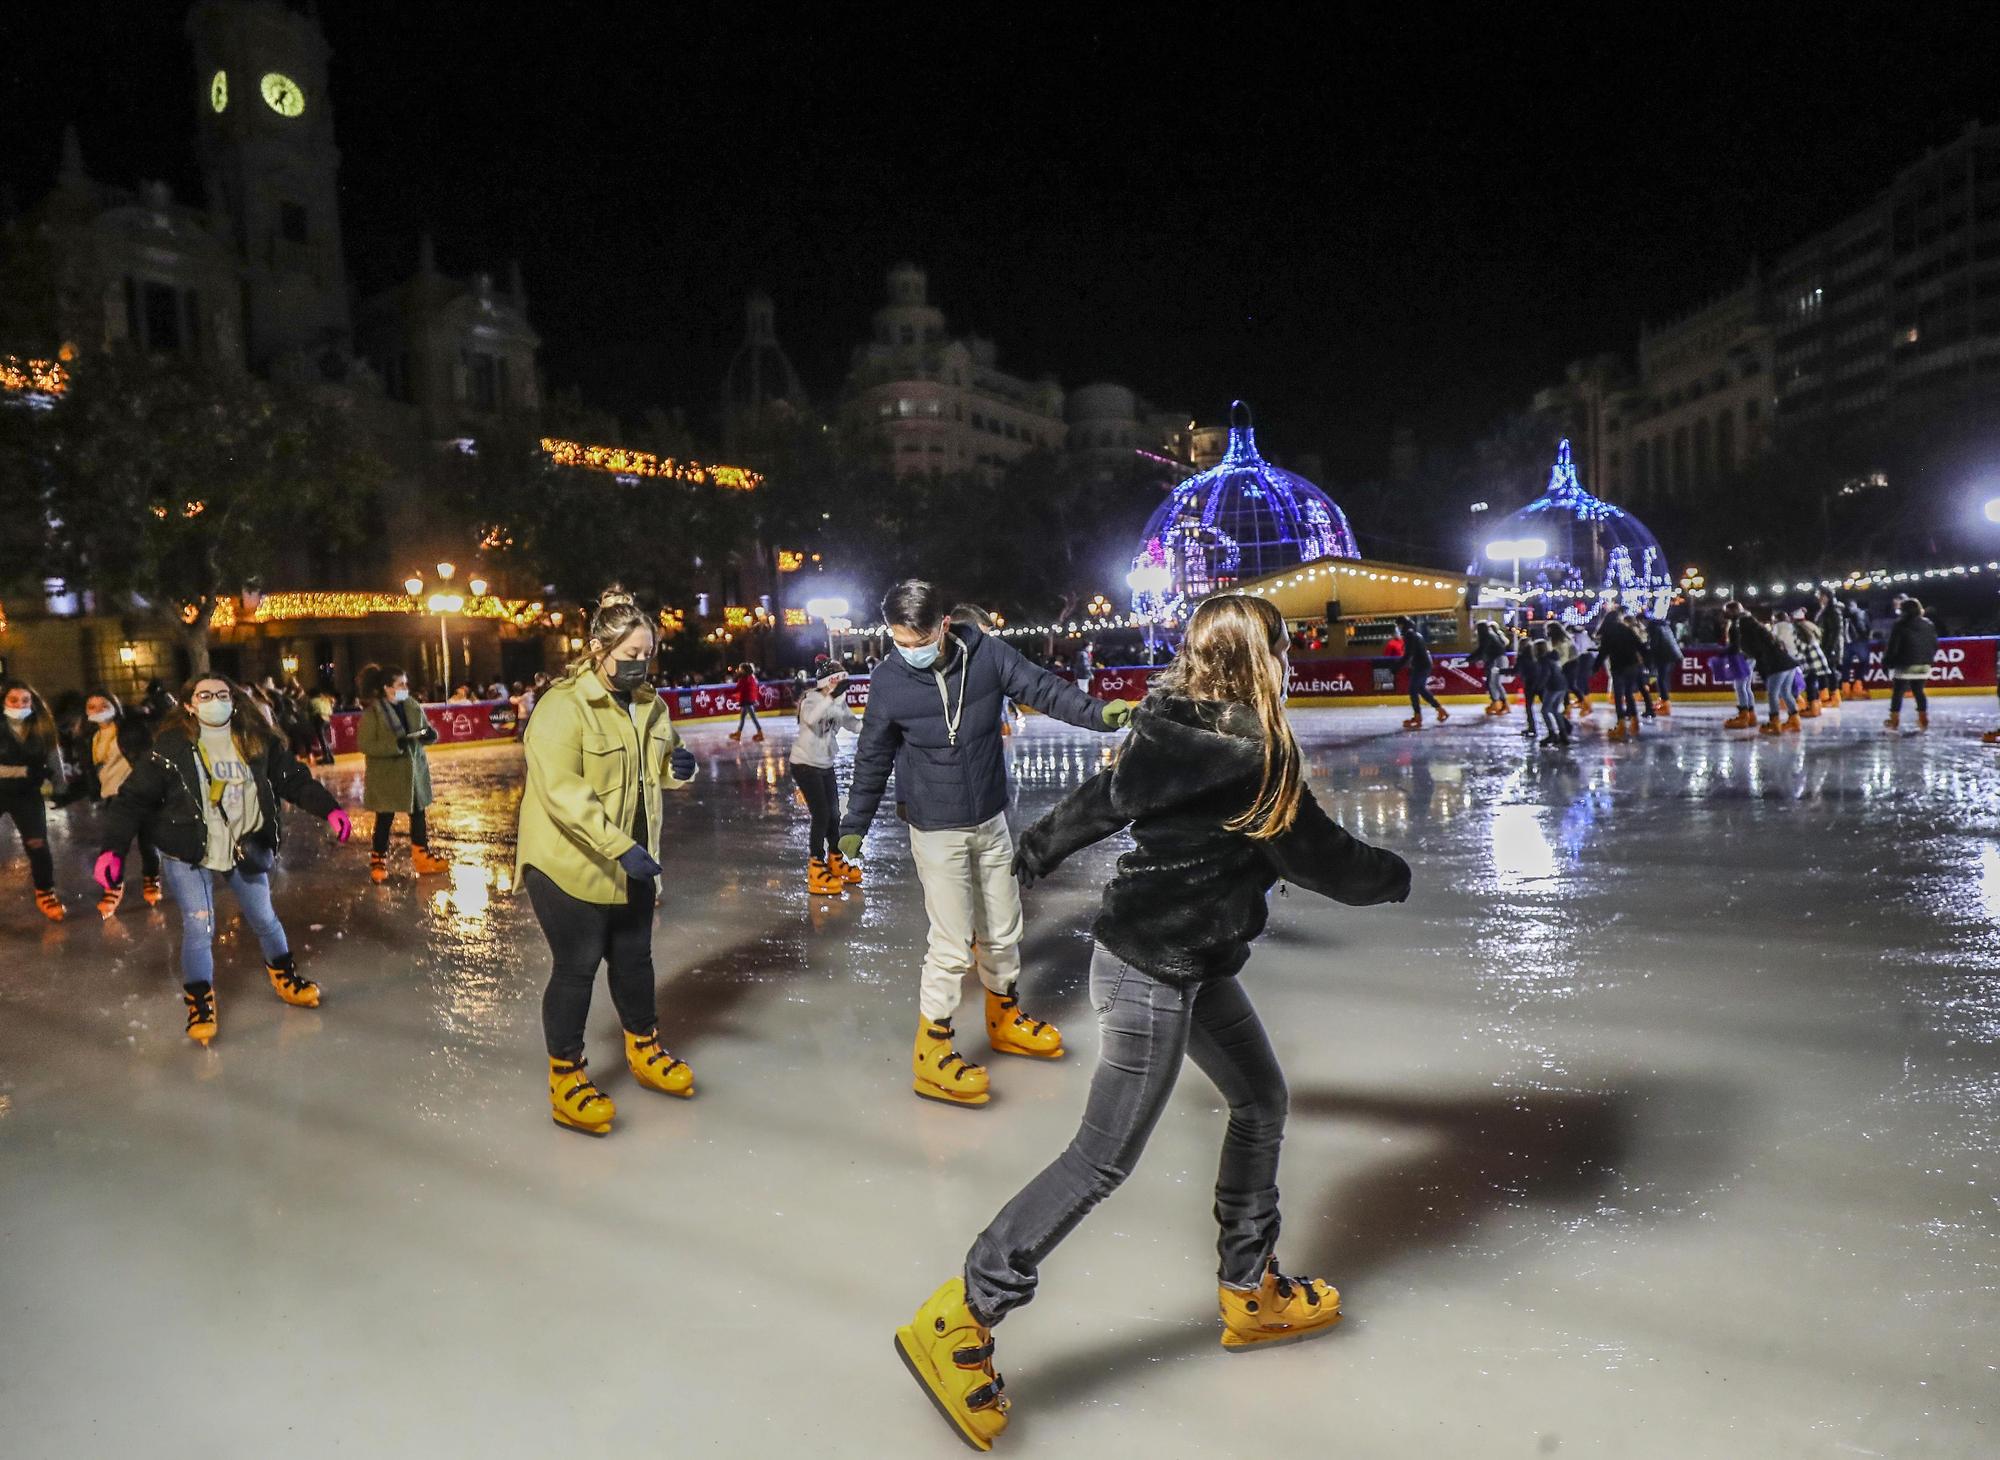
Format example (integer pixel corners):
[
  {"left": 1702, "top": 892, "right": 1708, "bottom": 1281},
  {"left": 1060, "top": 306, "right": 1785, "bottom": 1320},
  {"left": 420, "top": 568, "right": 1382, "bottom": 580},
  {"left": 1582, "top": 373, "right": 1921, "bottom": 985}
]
[{"left": 0, "top": 696, "right": 1993, "bottom": 1457}]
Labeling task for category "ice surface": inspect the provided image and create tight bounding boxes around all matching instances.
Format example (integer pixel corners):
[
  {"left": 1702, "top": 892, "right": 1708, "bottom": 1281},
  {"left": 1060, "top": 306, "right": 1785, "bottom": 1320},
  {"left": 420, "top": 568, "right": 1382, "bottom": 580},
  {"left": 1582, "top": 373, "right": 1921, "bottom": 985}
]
[{"left": 0, "top": 701, "right": 1994, "bottom": 1456}]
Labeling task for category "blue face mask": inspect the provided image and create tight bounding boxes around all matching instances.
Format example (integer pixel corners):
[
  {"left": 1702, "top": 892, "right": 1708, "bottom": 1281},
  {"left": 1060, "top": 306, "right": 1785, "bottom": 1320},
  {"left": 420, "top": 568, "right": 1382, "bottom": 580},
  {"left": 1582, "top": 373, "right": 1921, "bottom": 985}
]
[{"left": 897, "top": 637, "right": 942, "bottom": 670}]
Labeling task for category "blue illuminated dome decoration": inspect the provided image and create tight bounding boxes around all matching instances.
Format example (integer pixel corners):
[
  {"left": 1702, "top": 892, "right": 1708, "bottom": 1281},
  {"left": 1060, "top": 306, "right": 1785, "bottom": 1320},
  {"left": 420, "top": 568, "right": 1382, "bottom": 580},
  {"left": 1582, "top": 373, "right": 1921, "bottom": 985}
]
[
  {"left": 1475, "top": 439, "right": 1673, "bottom": 618},
  {"left": 1130, "top": 401, "right": 1359, "bottom": 619}
]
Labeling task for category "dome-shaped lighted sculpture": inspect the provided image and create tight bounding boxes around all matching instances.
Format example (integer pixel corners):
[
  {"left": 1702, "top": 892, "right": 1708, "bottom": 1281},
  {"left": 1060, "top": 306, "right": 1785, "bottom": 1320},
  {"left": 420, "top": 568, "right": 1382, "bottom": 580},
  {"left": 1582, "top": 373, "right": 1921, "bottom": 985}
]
[
  {"left": 1129, "top": 401, "right": 1359, "bottom": 620},
  {"left": 1475, "top": 439, "right": 1672, "bottom": 618}
]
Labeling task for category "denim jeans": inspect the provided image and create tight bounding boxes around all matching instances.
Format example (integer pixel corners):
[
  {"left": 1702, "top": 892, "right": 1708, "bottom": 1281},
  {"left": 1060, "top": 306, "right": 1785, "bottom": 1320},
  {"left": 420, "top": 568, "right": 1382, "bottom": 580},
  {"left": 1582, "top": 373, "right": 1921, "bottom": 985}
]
[
  {"left": 1766, "top": 671, "right": 1799, "bottom": 718},
  {"left": 962, "top": 945, "right": 1288, "bottom": 1325},
  {"left": 158, "top": 856, "right": 289, "bottom": 988}
]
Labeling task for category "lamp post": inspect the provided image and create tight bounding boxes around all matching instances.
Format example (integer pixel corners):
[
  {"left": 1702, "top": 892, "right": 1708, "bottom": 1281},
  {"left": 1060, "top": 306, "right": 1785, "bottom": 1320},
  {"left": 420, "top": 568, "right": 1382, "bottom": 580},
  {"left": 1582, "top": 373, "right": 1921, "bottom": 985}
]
[
  {"left": 1484, "top": 537, "right": 1548, "bottom": 622},
  {"left": 1126, "top": 564, "right": 1171, "bottom": 662},
  {"left": 805, "top": 597, "right": 850, "bottom": 666}
]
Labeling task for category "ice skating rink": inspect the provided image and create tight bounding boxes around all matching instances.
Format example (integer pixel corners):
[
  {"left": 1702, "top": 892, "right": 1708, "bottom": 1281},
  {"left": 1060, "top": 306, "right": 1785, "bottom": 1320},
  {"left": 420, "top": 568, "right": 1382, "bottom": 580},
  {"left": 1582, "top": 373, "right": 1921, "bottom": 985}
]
[{"left": 1, "top": 701, "right": 1994, "bottom": 1457}]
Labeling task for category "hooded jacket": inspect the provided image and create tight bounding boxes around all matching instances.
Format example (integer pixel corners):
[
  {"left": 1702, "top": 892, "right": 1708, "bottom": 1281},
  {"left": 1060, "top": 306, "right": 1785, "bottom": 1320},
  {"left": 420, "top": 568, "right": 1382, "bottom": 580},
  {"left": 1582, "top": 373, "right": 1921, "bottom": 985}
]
[
  {"left": 1734, "top": 616, "right": 1797, "bottom": 676},
  {"left": 101, "top": 722, "right": 337, "bottom": 867},
  {"left": 1597, "top": 617, "right": 1646, "bottom": 673},
  {"left": 1885, "top": 613, "right": 1939, "bottom": 675},
  {"left": 1013, "top": 691, "right": 1410, "bottom": 988},
  {"left": 840, "top": 623, "right": 1111, "bottom": 836}
]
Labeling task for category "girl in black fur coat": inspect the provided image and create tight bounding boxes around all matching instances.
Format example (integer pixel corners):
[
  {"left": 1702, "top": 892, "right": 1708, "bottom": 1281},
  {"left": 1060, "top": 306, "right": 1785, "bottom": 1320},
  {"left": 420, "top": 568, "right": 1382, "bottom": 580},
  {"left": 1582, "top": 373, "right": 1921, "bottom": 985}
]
[{"left": 893, "top": 592, "right": 1412, "bottom": 1450}]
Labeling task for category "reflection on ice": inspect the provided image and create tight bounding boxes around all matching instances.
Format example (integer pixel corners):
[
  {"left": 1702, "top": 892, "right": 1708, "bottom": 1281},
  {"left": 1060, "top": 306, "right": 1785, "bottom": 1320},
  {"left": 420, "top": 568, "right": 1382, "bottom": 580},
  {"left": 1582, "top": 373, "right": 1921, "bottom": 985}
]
[{"left": 1489, "top": 803, "right": 1558, "bottom": 888}]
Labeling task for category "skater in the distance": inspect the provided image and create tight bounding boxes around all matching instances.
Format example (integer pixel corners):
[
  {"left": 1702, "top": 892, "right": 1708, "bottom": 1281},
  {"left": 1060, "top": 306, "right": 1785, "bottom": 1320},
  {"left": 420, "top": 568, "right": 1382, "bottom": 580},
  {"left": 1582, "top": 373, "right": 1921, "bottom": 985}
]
[
  {"left": 357, "top": 664, "right": 447, "bottom": 883},
  {"left": 73, "top": 690, "right": 161, "bottom": 918},
  {"left": 836, "top": 578, "right": 1136, "bottom": 1108},
  {"left": 1, "top": 678, "right": 66, "bottom": 922},
  {"left": 93, "top": 675, "right": 350, "bottom": 1045},
  {"left": 893, "top": 592, "right": 1410, "bottom": 1451},
  {"left": 1394, "top": 616, "right": 1447, "bottom": 729},
  {"left": 793, "top": 658, "right": 861, "bottom": 896},
  {"left": 729, "top": 663, "right": 764, "bottom": 742},
  {"left": 516, "top": 587, "right": 700, "bottom": 1135}
]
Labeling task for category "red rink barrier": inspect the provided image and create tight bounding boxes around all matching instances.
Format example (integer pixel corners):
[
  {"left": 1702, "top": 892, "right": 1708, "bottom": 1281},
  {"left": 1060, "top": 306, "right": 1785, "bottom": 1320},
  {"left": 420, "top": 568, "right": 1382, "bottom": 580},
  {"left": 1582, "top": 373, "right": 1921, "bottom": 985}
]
[
  {"left": 1091, "top": 638, "right": 2000, "bottom": 703},
  {"left": 327, "top": 637, "right": 1999, "bottom": 751}
]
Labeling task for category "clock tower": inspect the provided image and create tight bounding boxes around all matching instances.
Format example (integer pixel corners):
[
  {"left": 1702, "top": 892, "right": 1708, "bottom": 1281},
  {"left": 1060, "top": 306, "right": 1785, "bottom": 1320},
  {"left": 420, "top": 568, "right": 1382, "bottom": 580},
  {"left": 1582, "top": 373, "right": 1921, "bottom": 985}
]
[{"left": 185, "top": 0, "right": 350, "bottom": 369}]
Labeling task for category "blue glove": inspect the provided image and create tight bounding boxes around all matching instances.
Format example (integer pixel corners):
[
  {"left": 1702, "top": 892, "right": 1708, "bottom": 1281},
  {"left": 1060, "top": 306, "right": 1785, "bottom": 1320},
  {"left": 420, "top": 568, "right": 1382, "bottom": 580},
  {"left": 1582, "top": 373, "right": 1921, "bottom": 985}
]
[
  {"left": 617, "top": 844, "right": 663, "bottom": 880},
  {"left": 670, "top": 746, "right": 697, "bottom": 781}
]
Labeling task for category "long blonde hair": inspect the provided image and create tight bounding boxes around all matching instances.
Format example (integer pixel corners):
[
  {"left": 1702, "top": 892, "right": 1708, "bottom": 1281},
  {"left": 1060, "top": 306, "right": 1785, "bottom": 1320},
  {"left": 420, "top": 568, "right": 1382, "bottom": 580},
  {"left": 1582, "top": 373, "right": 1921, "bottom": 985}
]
[{"left": 1159, "top": 594, "right": 1301, "bottom": 839}]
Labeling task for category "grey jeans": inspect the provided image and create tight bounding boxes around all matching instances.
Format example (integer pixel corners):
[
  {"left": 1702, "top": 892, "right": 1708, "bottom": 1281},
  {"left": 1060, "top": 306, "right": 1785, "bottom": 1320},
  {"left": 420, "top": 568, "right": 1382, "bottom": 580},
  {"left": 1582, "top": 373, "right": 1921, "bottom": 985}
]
[{"left": 962, "top": 945, "right": 1288, "bottom": 1324}]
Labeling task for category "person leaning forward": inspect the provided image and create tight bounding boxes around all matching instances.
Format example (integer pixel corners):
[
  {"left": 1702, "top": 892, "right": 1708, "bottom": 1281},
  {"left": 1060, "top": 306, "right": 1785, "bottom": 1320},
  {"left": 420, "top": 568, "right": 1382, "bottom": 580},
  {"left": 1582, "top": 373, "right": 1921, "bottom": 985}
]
[{"left": 838, "top": 579, "right": 1137, "bottom": 1107}]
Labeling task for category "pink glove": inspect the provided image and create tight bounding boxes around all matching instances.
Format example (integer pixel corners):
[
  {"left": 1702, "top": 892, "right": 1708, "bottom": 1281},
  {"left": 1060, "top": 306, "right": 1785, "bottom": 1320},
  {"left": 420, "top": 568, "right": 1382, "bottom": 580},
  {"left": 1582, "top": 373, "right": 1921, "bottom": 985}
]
[
  {"left": 93, "top": 850, "right": 123, "bottom": 891},
  {"left": 327, "top": 807, "right": 352, "bottom": 843}
]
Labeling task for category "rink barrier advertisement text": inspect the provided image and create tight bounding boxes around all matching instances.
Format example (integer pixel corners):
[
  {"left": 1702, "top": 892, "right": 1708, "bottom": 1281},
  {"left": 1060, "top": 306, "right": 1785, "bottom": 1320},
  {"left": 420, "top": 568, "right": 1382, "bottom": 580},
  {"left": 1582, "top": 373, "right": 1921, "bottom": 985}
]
[{"left": 322, "top": 638, "right": 1996, "bottom": 752}]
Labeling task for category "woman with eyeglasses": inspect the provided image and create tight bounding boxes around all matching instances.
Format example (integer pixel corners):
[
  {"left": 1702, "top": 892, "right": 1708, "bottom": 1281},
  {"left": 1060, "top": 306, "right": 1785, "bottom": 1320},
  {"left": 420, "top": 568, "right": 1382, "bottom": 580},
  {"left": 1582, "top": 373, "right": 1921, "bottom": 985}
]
[
  {"left": 515, "top": 586, "right": 700, "bottom": 1135},
  {"left": 1, "top": 677, "right": 66, "bottom": 922},
  {"left": 94, "top": 675, "right": 351, "bottom": 1045}
]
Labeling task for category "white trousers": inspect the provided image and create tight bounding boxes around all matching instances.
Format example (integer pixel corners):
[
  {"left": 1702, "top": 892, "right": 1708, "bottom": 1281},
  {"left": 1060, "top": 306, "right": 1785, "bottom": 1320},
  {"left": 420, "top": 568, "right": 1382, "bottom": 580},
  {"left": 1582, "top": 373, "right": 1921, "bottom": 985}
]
[{"left": 908, "top": 812, "right": 1023, "bottom": 1022}]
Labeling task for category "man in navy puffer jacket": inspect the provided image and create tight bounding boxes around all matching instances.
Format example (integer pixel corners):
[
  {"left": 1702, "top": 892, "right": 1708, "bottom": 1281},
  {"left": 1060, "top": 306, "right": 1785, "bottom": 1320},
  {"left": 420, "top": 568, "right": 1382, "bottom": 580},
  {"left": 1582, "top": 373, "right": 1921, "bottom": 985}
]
[{"left": 839, "top": 579, "right": 1135, "bottom": 1107}]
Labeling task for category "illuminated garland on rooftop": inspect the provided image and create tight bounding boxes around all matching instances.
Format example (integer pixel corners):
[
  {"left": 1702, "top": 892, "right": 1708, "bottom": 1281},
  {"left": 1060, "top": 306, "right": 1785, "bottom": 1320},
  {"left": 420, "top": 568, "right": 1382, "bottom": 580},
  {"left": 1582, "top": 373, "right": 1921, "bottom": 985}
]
[
  {"left": 0, "top": 357, "right": 69, "bottom": 398},
  {"left": 206, "top": 592, "right": 534, "bottom": 629},
  {"left": 540, "top": 437, "right": 762, "bottom": 491}
]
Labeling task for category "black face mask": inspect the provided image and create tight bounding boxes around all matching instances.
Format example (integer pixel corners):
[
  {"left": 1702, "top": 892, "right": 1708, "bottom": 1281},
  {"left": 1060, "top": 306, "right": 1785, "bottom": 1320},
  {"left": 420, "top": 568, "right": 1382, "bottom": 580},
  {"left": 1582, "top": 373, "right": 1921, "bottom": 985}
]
[{"left": 608, "top": 660, "right": 651, "bottom": 693}]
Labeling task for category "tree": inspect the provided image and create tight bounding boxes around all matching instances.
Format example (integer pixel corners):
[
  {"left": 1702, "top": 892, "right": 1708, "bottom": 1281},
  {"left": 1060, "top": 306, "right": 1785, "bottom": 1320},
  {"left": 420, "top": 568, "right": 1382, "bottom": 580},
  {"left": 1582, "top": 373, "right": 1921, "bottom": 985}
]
[{"left": 0, "top": 348, "right": 387, "bottom": 673}]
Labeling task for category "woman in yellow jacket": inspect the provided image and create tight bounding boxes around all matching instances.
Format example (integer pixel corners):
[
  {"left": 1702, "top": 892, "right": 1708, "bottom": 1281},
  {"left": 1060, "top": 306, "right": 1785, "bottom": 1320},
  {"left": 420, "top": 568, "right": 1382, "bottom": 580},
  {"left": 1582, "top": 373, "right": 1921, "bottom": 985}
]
[{"left": 516, "top": 587, "right": 699, "bottom": 1135}]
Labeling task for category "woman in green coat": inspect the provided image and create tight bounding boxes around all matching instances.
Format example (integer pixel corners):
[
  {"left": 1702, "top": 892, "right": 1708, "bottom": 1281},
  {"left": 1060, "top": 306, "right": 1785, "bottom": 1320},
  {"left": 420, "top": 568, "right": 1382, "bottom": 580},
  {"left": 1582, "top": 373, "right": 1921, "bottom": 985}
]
[
  {"left": 358, "top": 663, "right": 446, "bottom": 883},
  {"left": 516, "top": 586, "right": 699, "bottom": 1136}
]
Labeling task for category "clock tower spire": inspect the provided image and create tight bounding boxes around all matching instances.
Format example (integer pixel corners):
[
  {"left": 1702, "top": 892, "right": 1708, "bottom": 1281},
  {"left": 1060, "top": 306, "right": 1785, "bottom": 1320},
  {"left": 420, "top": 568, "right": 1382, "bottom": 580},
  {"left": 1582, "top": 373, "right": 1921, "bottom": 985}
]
[{"left": 185, "top": 0, "right": 350, "bottom": 369}]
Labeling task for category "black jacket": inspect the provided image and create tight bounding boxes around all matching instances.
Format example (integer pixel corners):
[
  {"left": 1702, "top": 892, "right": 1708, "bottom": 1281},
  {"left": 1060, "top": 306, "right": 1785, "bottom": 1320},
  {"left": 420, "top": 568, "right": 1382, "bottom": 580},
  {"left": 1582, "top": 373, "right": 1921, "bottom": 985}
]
[
  {"left": 1598, "top": 618, "right": 1647, "bottom": 673},
  {"left": 1814, "top": 601, "right": 1847, "bottom": 657},
  {"left": 0, "top": 717, "right": 57, "bottom": 798},
  {"left": 1396, "top": 627, "right": 1433, "bottom": 674},
  {"left": 1014, "top": 692, "right": 1410, "bottom": 988},
  {"left": 1885, "top": 614, "right": 1939, "bottom": 673},
  {"left": 1735, "top": 617, "right": 1797, "bottom": 676},
  {"left": 101, "top": 723, "right": 338, "bottom": 867},
  {"left": 841, "top": 623, "right": 1111, "bottom": 835},
  {"left": 1470, "top": 622, "right": 1509, "bottom": 667}
]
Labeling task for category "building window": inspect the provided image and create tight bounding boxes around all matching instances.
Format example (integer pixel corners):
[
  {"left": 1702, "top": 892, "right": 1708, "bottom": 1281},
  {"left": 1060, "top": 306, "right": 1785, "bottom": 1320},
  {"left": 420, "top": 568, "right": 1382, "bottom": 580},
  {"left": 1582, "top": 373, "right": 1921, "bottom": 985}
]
[
  {"left": 141, "top": 281, "right": 183, "bottom": 354},
  {"left": 468, "top": 352, "right": 499, "bottom": 411},
  {"left": 280, "top": 201, "right": 308, "bottom": 245}
]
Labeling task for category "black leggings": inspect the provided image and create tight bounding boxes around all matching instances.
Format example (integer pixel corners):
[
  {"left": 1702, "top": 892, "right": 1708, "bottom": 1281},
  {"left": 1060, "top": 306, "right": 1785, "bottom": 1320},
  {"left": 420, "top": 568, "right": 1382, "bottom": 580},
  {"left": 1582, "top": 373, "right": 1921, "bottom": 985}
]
[
  {"left": 371, "top": 808, "right": 430, "bottom": 854},
  {"left": 0, "top": 789, "right": 53, "bottom": 891},
  {"left": 525, "top": 864, "right": 658, "bottom": 1061},
  {"left": 793, "top": 764, "right": 840, "bottom": 861},
  {"left": 1889, "top": 680, "right": 1929, "bottom": 713}
]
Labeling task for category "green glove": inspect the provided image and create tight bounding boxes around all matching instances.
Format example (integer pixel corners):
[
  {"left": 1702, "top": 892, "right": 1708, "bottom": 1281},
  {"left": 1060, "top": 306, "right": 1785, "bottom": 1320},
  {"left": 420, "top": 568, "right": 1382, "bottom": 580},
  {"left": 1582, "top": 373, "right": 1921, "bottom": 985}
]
[
  {"left": 838, "top": 834, "right": 864, "bottom": 862},
  {"left": 1101, "top": 698, "right": 1137, "bottom": 730}
]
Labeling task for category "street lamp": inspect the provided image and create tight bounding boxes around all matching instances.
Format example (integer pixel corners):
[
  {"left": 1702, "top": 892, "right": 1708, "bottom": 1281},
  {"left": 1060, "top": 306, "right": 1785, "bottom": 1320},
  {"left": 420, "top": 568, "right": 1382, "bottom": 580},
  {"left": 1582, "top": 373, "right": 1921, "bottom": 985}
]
[
  {"left": 428, "top": 591, "right": 464, "bottom": 689},
  {"left": 1983, "top": 498, "right": 2000, "bottom": 524},
  {"left": 805, "top": 596, "right": 850, "bottom": 665},
  {"left": 436, "top": 562, "right": 456, "bottom": 582},
  {"left": 1126, "top": 564, "right": 1171, "bottom": 660},
  {"left": 468, "top": 577, "right": 488, "bottom": 598},
  {"left": 1484, "top": 537, "right": 1548, "bottom": 608}
]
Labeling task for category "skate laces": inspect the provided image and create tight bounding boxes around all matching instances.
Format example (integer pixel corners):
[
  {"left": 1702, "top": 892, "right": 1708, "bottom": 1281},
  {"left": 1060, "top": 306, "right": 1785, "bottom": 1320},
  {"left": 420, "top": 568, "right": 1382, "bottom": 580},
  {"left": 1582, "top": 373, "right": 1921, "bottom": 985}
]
[
  {"left": 184, "top": 987, "right": 215, "bottom": 1026},
  {"left": 269, "top": 961, "right": 314, "bottom": 996},
  {"left": 632, "top": 1034, "right": 685, "bottom": 1076},
  {"left": 1271, "top": 1271, "right": 1323, "bottom": 1308},
  {"left": 555, "top": 1060, "right": 609, "bottom": 1109}
]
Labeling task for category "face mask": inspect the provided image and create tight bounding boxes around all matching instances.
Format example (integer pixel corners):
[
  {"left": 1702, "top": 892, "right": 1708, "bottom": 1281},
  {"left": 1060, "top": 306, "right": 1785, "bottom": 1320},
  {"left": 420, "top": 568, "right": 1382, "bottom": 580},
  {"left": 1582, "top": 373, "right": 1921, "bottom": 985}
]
[
  {"left": 3, "top": 706, "right": 31, "bottom": 721},
  {"left": 390, "top": 688, "right": 410, "bottom": 704},
  {"left": 608, "top": 659, "right": 651, "bottom": 693},
  {"left": 195, "top": 699, "right": 233, "bottom": 727},
  {"left": 897, "top": 636, "right": 942, "bottom": 670},
  {"left": 88, "top": 709, "right": 116, "bottom": 724}
]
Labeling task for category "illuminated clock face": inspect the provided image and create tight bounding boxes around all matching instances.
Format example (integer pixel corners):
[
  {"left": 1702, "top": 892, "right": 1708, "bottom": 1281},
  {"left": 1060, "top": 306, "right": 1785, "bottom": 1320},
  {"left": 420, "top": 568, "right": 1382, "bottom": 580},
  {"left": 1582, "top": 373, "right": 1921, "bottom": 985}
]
[
  {"left": 260, "top": 72, "right": 305, "bottom": 117},
  {"left": 209, "top": 70, "right": 227, "bottom": 113}
]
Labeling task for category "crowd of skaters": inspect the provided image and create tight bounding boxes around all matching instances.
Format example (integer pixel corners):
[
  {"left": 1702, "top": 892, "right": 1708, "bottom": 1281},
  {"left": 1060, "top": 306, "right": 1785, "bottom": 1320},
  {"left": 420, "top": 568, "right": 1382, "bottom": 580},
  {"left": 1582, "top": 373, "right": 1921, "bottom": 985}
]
[{"left": 0, "top": 570, "right": 1978, "bottom": 1450}]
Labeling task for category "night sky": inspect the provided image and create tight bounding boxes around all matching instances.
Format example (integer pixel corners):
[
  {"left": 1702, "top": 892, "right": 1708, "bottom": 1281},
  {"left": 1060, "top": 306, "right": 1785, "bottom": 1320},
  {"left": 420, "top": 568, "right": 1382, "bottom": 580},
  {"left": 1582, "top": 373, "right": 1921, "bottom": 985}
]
[{"left": 8, "top": 3, "right": 1999, "bottom": 478}]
